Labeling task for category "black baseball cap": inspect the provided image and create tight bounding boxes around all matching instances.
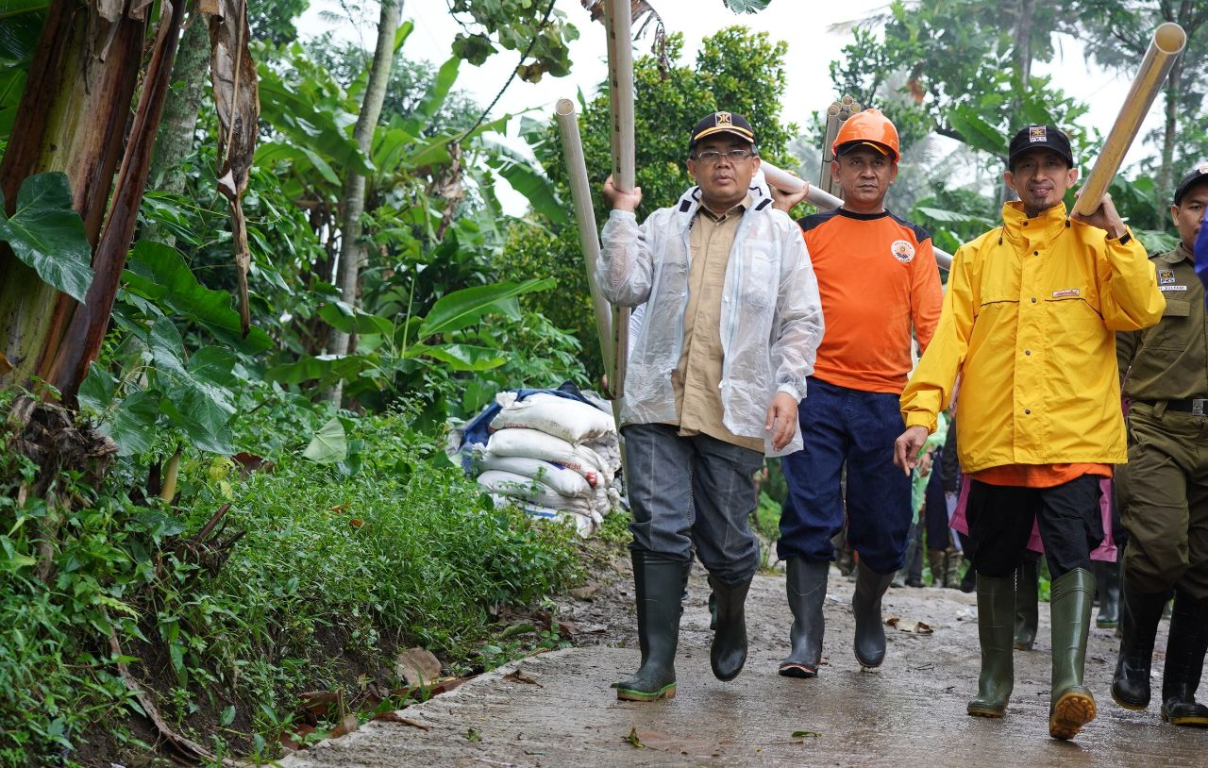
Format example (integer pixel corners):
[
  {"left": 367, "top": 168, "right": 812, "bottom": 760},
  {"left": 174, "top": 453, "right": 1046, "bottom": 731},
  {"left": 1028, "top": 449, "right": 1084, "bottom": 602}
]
[
  {"left": 689, "top": 111, "right": 756, "bottom": 151},
  {"left": 1173, "top": 164, "right": 1208, "bottom": 205},
  {"left": 1007, "top": 125, "right": 1074, "bottom": 170}
]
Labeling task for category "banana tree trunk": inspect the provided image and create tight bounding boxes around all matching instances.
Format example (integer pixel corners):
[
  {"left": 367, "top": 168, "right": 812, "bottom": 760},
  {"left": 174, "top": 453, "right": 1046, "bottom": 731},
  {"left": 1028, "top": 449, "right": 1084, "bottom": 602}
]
[{"left": 0, "top": 0, "right": 146, "bottom": 393}]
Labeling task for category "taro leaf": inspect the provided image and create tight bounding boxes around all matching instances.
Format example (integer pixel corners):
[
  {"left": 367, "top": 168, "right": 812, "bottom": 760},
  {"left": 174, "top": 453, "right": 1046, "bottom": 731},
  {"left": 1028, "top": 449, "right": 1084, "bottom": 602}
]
[
  {"left": 160, "top": 390, "right": 235, "bottom": 455},
  {"left": 124, "top": 241, "right": 272, "bottom": 352},
  {"left": 303, "top": 417, "right": 347, "bottom": 464},
  {"left": 418, "top": 278, "right": 554, "bottom": 338},
  {"left": 319, "top": 302, "right": 394, "bottom": 337},
  {"left": 0, "top": 172, "right": 93, "bottom": 302},
  {"left": 723, "top": 0, "right": 772, "bottom": 11},
  {"left": 78, "top": 362, "right": 116, "bottom": 415},
  {"left": 189, "top": 346, "right": 240, "bottom": 389},
  {"left": 134, "top": 509, "right": 188, "bottom": 538},
  {"left": 105, "top": 390, "right": 161, "bottom": 456},
  {"left": 407, "top": 343, "right": 507, "bottom": 372},
  {"left": 265, "top": 353, "right": 375, "bottom": 385}
]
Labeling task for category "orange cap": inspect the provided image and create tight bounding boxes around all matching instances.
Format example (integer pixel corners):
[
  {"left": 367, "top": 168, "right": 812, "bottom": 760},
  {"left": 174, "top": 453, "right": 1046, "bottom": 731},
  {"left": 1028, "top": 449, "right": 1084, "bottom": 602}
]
[{"left": 833, "top": 108, "right": 901, "bottom": 163}]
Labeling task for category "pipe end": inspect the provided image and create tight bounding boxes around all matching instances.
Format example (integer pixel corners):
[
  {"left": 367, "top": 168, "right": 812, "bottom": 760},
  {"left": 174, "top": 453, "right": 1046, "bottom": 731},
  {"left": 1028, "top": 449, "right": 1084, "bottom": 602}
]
[
  {"left": 555, "top": 98, "right": 576, "bottom": 117},
  {"left": 1155, "top": 22, "right": 1187, "bottom": 55}
]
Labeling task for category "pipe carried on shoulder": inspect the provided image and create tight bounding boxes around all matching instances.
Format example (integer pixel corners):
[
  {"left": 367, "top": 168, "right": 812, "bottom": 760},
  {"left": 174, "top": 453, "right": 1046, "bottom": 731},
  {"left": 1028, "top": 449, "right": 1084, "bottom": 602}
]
[
  {"left": 1072, "top": 22, "right": 1186, "bottom": 217},
  {"left": 602, "top": 0, "right": 632, "bottom": 399},
  {"left": 760, "top": 160, "right": 954, "bottom": 271},
  {"left": 555, "top": 98, "right": 615, "bottom": 389}
]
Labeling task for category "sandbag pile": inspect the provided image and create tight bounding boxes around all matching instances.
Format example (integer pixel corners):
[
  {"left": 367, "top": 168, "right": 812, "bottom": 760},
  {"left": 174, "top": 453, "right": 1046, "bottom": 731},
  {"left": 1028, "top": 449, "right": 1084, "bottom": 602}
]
[{"left": 453, "top": 389, "right": 622, "bottom": 537}]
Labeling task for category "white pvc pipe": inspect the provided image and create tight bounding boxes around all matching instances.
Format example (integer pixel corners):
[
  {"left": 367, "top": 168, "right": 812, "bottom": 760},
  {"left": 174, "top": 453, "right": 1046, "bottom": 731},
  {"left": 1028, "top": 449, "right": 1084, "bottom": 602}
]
[
  {"left": 1073, "top": 22, "right": 1186, "bottom": 217},
  {"left": 555, "top": 98, "right": 615, "bottom": 388},
  {"left": 760, "top": 159, "right": 954, "bottom": 271}
]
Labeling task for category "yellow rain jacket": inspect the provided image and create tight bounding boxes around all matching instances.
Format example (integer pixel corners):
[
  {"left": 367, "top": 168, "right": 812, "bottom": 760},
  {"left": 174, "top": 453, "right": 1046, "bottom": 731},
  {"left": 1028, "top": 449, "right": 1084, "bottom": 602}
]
[{"left": 900, "top": 201, "right": 1164, "bottom": 473}]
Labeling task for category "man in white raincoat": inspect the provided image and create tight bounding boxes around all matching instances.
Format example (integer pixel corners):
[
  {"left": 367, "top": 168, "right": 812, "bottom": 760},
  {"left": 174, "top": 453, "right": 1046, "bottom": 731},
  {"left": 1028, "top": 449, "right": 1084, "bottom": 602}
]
[{"left": 598, "top": 111, "right": 824, "bottom": 701}]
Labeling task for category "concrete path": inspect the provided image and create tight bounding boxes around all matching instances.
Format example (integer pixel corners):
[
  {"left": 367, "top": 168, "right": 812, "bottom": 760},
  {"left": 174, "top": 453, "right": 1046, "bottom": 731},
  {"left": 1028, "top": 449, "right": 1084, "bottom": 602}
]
[{"left": 282, "top": 568, "right": 1206, "bottom": 768}]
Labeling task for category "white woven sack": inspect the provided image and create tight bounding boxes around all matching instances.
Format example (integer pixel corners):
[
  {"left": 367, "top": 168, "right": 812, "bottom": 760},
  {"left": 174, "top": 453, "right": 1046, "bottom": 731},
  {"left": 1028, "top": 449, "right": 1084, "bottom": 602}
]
[
  {"left": 490, "top": 392, "right": 616, "bottom": 444},
  {"left": 477, "top": 470, "right": 595, "bottom": 515},
  {"left": 475, "top": 454, "right": 595, "bottom": 497},
  {"left": 486, "top": 495, "right": 596, "bottom": 537},
  {"left": 482, "top": 428, "right": 612, "bottom": 483}
]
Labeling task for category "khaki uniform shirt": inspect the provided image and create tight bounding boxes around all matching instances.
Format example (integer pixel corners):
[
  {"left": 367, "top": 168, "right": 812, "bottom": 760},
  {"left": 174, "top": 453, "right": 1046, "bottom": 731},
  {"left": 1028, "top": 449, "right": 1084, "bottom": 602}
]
[
  {"left": 671, "top": 196, "right": 763, "bottom": 452},
  {"left": 1119, "top": 245, "right": 1208, "bottom": 401}
]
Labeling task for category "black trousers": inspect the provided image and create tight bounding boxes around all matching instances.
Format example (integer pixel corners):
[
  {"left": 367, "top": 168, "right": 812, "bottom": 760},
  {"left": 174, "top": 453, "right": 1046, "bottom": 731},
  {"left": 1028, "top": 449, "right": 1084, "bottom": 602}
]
[{"left": 966, "top": 475, "right": 1104, "bottom": 580}]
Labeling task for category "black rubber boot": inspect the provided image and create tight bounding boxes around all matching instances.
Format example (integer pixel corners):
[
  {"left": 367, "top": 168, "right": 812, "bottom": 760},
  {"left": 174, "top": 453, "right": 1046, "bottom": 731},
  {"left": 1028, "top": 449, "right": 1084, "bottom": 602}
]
[
  {"left": 708, "top": 574, "right": 752, "bottom": 682},
  {"left": 613, "top": 550, "right": 689, "bottom": 701},
  {"left": 1096, "top": 560, "right": 1121, "bottom": 629},
  {"left": 1161, "top": 589, "right": 1208, "bottom": 727},
  {"left": 1013, "top": 559, "right": 1039, "bottom": 651},
  {"left": 852, "top": 561, "right": 894, "bottom": 669},
  {"left": 967, "top": 574, "right": 1015, "bottom": 718},
  {"left": 1049, "top": 569, "right": 1096, "bottom": 740},
  {"left": 779, "top": 558, "right": 829, "bottom": 678},
  {"left": 1111, "top": 581, "right": 1169, "bottom": 710}
]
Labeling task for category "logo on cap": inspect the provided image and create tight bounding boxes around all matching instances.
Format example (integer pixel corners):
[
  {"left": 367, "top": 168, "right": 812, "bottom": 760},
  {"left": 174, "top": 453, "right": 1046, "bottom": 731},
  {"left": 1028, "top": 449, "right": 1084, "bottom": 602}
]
[
  {"left": 1029, "top": 126, "right": 1047, "bottom": 143},
  {"left": 890, "top": 240, "right": 915, "bottom": 263},
  {"left": 716, "top": 112, "right": 732, "bottom": 126}
]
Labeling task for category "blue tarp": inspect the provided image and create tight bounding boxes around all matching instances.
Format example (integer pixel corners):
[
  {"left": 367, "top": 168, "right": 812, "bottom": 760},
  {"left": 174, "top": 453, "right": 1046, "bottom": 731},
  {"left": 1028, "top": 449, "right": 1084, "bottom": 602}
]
[{"left": 1196, "top": 206, "right": 1208, "bottom": 305}]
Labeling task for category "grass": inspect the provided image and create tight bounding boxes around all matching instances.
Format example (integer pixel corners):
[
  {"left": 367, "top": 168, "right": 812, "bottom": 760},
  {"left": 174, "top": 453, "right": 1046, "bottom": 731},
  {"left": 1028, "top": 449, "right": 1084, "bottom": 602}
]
[{"left": 0, "top": 406, "right": 584, "bottom": 766}]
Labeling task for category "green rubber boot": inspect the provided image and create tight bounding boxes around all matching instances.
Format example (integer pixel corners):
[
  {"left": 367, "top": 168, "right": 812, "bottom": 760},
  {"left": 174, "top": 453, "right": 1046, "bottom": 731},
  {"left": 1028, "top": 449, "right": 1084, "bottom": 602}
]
[
  {"left": 1049, "top": 568, "right": 1097, "bottom": 740},
  {"left": 967, "top": 574, "right": 1015, "bottom": 718},
  {"left": 1013, "top": 559, "right": 1039, "bottom": 651},
  {"left": 613, "top": 550, "right": 689, "bottom": 702}
]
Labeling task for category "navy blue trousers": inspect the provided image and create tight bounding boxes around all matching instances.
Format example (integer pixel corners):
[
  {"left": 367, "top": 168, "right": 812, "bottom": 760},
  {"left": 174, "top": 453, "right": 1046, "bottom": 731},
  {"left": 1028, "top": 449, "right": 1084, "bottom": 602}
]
[{"left": 777, "top": 378, "right": 913, "bottom": 574}]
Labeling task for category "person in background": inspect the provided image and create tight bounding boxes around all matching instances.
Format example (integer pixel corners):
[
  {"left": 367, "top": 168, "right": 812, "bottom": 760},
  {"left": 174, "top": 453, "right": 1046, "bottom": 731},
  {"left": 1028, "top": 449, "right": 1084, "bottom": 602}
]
[
  {"left": 1112, "top": 164, "right": 1208, "bottom": 727},
  {"left": 598, "top": 111, "right": 824, "bottom": 702},
  {"left": 895, "top": 125, "right": 1164, "bottom": 740}
]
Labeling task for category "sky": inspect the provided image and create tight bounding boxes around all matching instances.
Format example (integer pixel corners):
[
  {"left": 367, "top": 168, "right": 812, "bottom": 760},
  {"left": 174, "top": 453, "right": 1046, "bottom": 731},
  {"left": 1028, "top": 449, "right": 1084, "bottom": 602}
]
[{"left": 298, "top": 0, "right": 1167, "bottom": 213}]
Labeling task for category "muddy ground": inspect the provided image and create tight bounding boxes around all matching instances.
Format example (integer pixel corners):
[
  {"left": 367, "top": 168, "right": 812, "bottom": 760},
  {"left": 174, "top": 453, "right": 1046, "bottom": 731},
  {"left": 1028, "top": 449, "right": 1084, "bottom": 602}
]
[{"left": 281, "top": 558, "right": 1206, "bottom": 768}]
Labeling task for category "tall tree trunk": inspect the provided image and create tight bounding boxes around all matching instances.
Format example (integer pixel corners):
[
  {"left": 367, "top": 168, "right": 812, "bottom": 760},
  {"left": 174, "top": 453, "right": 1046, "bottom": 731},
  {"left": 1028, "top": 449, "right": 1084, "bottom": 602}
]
[
  {"left": 325, "top": 0, "right": 402, "bottom": 404},
  {"left": 145, "top": 14, "right": 213, "bottom": 245},
  {"left": 0, "top": 0, "right": 145, "bottom": 393},
  {"left": 1159, "top": 55, "right": 1181, "bottom": 196}
]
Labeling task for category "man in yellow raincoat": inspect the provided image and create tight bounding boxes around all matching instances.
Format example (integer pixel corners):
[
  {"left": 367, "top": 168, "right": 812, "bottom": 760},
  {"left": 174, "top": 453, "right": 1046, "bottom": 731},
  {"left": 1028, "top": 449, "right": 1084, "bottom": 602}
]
[{"left": 893, "top": 125, "right": 1164, "bottom": 741}]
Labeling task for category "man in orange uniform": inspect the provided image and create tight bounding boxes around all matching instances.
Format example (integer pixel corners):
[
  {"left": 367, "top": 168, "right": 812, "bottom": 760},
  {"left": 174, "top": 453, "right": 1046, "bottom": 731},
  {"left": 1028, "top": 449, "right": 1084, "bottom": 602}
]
[
  {"left": 894, "top": 125, "right": 1165, "bottom": 740},
  {"left": 775, "top": 109, "right": 943, "bottom": 678}
]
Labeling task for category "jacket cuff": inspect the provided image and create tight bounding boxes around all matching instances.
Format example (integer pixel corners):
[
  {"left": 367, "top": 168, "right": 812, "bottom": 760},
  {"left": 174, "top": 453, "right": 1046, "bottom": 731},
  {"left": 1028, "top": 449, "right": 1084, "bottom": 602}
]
[
  {"left": 905, "top": 411, "right": 937, "bottom": 434},
  {"left": 777, "top": 382, "right": 804, "bottom": 402},
  {"left": 608, "top": 209, "right": 637, "bottom": 222}
]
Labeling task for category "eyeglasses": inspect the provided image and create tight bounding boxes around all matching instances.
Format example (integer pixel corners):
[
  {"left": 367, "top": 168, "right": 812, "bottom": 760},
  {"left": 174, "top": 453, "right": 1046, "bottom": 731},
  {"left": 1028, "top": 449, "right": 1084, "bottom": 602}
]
[{"left": 692, "top": 149, "right": 755, "bottom": 165}]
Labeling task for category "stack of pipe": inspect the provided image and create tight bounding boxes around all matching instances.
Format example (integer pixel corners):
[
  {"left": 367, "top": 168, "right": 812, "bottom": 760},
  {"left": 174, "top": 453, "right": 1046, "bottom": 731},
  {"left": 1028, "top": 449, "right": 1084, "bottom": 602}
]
[{"left": 820, "top": 96, "right": 861, "bottom": 197}]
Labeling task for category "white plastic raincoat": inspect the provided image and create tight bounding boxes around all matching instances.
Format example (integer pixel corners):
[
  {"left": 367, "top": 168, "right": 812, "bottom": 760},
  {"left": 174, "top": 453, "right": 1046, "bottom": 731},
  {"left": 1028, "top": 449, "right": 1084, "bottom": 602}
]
[{"left": 598, "top": 187, "right": 825, "bottom": 456}]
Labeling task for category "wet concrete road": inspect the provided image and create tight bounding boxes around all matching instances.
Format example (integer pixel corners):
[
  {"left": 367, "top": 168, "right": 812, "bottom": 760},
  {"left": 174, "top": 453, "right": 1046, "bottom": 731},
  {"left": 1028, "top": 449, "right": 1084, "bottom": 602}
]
[{"left": 282, "top": 568, "right": 1207, "bottom": 768}]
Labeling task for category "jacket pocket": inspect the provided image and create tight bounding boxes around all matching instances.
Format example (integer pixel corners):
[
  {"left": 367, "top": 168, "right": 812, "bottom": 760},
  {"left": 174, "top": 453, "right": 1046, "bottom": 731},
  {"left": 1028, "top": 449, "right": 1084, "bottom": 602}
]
[{"left": 743, "top": 245, "right": 775, "bottom": 309}]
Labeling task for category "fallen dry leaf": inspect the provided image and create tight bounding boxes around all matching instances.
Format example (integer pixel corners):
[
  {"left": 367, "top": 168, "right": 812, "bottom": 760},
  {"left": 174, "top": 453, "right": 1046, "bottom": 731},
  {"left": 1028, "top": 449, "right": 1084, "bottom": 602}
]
[
  {"left": 297, "top": 690, "right": 338, "bottom": 721},
  {"left": 372, "top": 712, "right": 431, "bottom": 730},
  {"left": 395, "top": 648, "right": 443, "bottom": 687},
  {"left": 569, "top": 583, "right": 599, "bottom": 600},
  {"left": 327, "top": 714, "right": 359, "bottom": 739},
  {"left": 623, "top": 726, "right": 645, "bottom": 749},
  {"left": 886, "top": 617, "right": 934, "bottom": 634},
  {"left": 503, "top": 668, "right": 543, "bottom": 687}
]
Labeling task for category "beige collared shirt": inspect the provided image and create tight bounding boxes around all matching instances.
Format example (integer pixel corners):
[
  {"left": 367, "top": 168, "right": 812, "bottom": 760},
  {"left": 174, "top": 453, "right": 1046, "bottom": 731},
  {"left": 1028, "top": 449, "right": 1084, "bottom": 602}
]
[{"left": 671, "top": 195, "right": 764, "bottom": 452}]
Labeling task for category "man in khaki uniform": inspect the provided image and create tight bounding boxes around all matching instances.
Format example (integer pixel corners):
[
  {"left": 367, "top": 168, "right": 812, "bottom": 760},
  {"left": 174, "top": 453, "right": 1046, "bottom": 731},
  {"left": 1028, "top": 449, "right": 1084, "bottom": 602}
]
[{"left": 1113, "top": 165, "right": 1208, "bottom": 727}]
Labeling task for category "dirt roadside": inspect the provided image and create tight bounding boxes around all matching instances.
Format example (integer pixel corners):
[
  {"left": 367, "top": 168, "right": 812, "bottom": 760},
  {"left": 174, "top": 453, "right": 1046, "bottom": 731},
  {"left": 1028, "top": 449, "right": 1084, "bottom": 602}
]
[{"left": 280, "top": 560, "right": 1206, "bottom": 768}]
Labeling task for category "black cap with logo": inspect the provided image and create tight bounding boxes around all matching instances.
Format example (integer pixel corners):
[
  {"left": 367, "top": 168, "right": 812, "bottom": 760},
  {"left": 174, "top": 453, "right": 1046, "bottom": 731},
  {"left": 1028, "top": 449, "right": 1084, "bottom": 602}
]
[
  {"left": 1007, "top": 125, "right": 1074, "bottom": 170},
  {"left": 689, "top": 111, "right": 756, "bottom": 152},
  {"left": 1173, "top": 164, "right": 1208, "bottom": 205}
]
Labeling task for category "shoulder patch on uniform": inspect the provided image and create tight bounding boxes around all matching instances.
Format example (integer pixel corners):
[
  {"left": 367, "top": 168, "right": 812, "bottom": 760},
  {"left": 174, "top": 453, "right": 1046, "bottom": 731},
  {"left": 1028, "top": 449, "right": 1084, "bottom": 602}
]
[
  {"left": 755, "top": 198, "right": 773, "bottom": 211},
  {"left": 679, "top": 199, "right": 692, "bottom": 212},
  {"left": 891, "top": 239, "right": 916, "bottom": 263},
  {"left": 888, "top": 212, "right": 931, "bottom": 244},
  {"left": 1158, "top": 268, "right": 1176, "bottom": 284},
  {"left": 798, "top": 210, "right": 839, "bottom": 233}
]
